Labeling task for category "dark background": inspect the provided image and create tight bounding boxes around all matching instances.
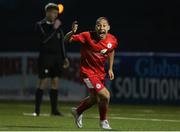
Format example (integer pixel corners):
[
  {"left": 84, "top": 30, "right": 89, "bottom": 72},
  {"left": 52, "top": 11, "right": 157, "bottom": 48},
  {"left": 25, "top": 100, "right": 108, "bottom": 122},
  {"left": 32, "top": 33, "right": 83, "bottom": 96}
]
[{"left": 0, "top": 0, "right": 180, "bottom": 52}]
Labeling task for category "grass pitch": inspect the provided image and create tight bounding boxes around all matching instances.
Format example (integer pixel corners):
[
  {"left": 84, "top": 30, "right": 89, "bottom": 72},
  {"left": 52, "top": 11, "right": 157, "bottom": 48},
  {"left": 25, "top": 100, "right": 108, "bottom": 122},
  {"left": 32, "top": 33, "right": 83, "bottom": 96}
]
[{"left": 0, "top": 101, "right": 180, "bottom": 131}]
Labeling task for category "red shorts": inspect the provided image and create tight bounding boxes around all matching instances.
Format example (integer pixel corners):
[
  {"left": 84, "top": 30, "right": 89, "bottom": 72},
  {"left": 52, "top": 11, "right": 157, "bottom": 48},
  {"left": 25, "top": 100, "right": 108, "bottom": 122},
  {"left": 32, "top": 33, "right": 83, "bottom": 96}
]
[{"left": 81, "top": 76, "right": 105, "bottom": 93}]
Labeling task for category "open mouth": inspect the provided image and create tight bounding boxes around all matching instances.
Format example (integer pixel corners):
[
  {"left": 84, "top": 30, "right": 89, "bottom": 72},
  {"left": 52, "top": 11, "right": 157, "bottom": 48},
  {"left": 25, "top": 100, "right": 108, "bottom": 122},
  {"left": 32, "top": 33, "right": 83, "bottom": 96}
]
[{"left": 98, "top": 30, "right": 106, "bottom": 37}]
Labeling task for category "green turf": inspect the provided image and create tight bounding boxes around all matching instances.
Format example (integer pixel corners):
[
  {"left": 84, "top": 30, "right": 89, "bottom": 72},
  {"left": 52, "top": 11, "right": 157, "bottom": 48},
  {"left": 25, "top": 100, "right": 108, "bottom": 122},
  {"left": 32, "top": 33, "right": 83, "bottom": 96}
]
[{"left": 0, "top": 101, "right": 180, "bottom": 131}]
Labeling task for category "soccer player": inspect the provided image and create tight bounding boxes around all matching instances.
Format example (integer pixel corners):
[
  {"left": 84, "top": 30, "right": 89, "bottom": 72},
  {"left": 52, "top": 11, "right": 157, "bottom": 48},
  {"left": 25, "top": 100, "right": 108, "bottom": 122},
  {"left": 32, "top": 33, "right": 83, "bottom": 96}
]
[
  {"left": 64, "top": 17, "right": 118, "bottom": 129},
  {"left": 34, "top": 3, "right": 69, "bottom": 116}
]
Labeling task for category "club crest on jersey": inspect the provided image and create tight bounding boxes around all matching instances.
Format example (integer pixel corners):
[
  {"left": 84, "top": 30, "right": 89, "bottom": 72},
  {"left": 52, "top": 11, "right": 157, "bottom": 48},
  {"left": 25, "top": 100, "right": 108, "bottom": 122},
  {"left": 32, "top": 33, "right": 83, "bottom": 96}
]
[
  {"left": 96, "top": 84, "right": 101, "bottom": 89},
  {"left": 100, "top": 49, "right": 107, "bottom": 54},
  {"left": 107, "top": 42, "right": 112, "bottom": 48}
]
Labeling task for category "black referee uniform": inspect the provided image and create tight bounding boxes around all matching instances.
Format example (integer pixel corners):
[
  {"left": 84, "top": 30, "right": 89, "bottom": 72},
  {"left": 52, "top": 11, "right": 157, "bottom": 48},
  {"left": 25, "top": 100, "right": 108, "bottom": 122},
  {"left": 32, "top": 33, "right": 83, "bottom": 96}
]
[
  {"left": 35, "top": 18, "right": 67, "bottom": 116},
  {"left": 36, "top": 19, "right": 66, "bottom": 78}
]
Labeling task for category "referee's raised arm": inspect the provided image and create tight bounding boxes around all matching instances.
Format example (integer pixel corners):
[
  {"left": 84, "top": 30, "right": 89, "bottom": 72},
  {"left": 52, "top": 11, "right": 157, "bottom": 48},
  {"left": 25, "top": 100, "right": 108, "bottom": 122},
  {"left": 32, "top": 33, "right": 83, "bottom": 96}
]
[
  {"left": 64, "top": 21, "right": 78, "bottom": 43},
  {"left": 36, "top": 20, "right": 60, "bottom": 44}
]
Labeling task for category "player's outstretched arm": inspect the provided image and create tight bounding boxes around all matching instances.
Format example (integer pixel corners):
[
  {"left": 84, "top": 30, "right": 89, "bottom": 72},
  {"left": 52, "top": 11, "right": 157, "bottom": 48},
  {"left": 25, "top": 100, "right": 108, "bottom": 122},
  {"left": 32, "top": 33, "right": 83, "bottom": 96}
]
[
  {"left": 64, "top": 21, "right": 78, "bottom": 43},
  {"left": 108, "top": 50, "right": 115, "bottom": 80}
]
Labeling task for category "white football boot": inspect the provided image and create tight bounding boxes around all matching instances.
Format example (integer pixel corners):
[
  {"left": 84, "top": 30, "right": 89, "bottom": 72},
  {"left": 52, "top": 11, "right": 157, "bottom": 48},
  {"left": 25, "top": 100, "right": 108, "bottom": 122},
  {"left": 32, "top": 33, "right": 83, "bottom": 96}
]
[
  {"left": 71, "top": 107, "right": 83, "bottom": 128},
  {"left": 100, "top": 120, "right": 112, "bottom": 130}
]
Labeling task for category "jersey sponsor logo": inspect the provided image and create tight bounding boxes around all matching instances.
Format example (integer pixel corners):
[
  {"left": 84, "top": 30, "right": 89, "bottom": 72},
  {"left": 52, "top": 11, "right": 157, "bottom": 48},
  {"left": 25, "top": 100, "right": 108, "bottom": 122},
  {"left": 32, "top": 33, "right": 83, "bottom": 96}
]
[
  {"left": 100, "top": 49, "right": 108, "bottom": 54},
  {"left": 107, "top": 42, "right": 112, "bottom": 49},
  {"left": 83, "top": 78, "right": 94, "bottom": 89}
]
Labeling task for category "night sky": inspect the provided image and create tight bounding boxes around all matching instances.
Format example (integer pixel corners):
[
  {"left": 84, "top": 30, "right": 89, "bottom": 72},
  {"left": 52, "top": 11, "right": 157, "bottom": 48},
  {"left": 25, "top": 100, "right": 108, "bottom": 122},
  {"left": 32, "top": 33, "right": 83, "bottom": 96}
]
[{"left": 0, "top": 0, "right": 180, "bottom": 52}]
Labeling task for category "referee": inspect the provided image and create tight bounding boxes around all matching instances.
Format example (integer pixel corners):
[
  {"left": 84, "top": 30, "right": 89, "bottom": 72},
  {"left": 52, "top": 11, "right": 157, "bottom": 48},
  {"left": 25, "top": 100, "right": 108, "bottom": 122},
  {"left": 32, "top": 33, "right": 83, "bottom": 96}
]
[{"left": 34, "top": 3, "right": 69, "bottom": 116}]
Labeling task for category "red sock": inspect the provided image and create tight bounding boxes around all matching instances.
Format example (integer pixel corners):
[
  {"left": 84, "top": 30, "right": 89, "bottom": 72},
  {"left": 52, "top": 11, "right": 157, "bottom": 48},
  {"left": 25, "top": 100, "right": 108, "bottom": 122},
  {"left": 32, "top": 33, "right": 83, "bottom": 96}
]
[
  {"left": 77, "top": 97, "right": 93, "bottom": 115},
  {"left": 98, "top": 102, "right": 108, "bottom": 121}
]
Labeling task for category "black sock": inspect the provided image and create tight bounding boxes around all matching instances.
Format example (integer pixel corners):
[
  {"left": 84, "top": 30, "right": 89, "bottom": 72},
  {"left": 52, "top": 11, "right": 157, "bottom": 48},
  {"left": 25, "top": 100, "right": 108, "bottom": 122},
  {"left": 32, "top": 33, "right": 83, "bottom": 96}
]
[
  {"left": 35, "top": 88, "right": 43, "bottom": 115},
  {"left": 49, "top": 89, "right": 59, "bottom": 113}
]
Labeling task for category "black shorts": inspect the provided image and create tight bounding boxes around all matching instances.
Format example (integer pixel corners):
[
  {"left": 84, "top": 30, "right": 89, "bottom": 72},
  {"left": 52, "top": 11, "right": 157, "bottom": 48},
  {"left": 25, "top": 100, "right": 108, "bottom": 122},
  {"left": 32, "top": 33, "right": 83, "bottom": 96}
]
[{"left": 38, "top": 53, "right": 63, "bottom": 79}]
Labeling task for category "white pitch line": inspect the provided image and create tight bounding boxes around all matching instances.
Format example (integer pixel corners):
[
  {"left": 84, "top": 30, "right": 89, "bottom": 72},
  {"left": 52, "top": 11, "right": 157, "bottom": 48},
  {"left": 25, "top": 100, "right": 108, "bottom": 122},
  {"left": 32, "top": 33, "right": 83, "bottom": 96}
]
[
  {"left": 23, "top": 112, "right": 50, "bottom": 117},
  {"left": 83, "top": 114, "right": 180, "bottom": 123},
  {"left": 23, "top": 112, "right": 180, "bottom": 123},
  {"left": 110, "top": 116, "right": 180, "bottom": 123}
]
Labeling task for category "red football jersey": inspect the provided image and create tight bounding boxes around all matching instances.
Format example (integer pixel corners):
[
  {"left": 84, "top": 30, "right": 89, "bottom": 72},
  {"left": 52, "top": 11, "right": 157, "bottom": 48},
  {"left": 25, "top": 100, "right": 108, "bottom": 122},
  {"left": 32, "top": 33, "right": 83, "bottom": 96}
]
[{"left": 72, "top": 31, "right": 118, "bottom": 79}]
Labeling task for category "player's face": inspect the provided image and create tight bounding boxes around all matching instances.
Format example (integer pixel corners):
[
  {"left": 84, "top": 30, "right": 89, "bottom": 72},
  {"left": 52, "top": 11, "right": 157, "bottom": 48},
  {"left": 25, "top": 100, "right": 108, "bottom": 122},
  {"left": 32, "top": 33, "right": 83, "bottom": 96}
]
[
  {"left": 95, "top": 19, "right": 110, "bottom": 40},
  {"left": 46, "top": 9, "right": 58, "bottom": 22}
]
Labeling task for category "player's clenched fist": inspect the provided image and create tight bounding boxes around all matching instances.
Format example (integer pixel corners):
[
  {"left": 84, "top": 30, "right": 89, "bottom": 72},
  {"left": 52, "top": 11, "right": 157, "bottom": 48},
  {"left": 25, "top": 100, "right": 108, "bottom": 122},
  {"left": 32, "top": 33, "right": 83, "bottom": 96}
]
[{"left": 72, "top": 21, "right": 78, "bottom": 33}]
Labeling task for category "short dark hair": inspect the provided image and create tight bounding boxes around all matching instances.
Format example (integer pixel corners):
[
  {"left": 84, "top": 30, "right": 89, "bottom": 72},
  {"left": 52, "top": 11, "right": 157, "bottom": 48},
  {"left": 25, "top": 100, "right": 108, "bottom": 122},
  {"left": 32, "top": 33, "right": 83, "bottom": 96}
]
[
  {"left": 96, "top": 17, "right": 109, "bottom": 25},
  {"left": 45, "top": 3, "right": 59, "bottom": 12}
]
